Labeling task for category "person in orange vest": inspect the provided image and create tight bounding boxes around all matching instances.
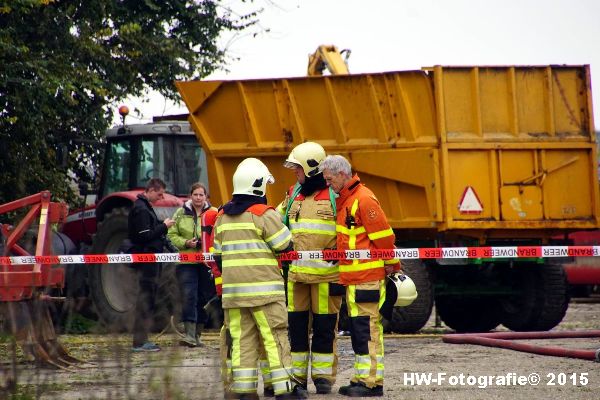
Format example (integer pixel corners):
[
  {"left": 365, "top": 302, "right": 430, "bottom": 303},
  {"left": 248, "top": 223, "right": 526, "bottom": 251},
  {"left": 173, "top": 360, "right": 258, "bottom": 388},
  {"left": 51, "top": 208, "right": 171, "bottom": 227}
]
[
  {"left": 213, "top": 158, "right": 307, "bottom": 400},
  {"left": 320, "top": 155, "right": 401, "bottom": 398}
]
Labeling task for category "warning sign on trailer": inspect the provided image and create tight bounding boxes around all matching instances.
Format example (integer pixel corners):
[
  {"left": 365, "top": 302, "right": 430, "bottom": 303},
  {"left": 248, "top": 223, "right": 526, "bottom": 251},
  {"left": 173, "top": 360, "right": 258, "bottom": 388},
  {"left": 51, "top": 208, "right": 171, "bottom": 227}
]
[{"left": 458, "top": 186, "right": 483, "bottom": 214}]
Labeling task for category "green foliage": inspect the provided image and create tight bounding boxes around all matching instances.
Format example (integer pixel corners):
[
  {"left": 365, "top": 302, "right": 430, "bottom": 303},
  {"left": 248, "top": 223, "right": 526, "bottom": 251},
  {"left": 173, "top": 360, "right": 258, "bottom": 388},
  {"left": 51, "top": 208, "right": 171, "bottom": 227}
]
[
  {"left": 0, "top": 0, "right": 258, "bottom": 207},
  {"left": 61, "top": 312, "right": 97, "bottom": 334}
]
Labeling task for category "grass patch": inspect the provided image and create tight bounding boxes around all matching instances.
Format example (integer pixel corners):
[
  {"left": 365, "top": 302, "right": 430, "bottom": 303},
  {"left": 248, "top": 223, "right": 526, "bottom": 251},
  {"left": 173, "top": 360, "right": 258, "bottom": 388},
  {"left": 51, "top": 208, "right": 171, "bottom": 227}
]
[{"left": 4, "top": 383, "right": 70, "bottom": 400}]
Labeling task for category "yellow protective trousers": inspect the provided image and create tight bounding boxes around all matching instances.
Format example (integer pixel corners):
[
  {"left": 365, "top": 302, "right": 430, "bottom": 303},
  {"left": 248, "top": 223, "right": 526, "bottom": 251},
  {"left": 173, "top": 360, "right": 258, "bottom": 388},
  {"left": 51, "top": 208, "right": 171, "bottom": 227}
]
[
  {"left": 221, "top": 324, "right": 273, "bottom": 392},
  {"left": 225, "top": 301, "right": 293, "bottom": 396},
  {"left": 346, "top": 280, "right": 386, "bottom": 388},
  {"left": 287, "top": 280, "right": 344, "bottom": 385}
]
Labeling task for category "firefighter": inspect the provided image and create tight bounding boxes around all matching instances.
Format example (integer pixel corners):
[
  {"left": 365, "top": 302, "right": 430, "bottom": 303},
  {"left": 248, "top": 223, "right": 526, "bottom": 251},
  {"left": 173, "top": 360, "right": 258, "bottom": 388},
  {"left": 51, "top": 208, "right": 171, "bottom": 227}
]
[
  {"left": 276, "top": 142, "right": 343, "bottom": 394},
  {"left": 320, "top": 155, "right": 400, "bottom": 397},
  {"left": 213, "top": 158, "right": 308, "bottom": 400}
]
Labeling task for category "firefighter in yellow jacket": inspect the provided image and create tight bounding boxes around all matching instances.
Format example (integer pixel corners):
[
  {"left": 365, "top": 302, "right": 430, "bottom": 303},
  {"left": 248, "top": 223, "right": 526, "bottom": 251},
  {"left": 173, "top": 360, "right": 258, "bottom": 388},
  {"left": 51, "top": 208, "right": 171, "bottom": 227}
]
[
  {"left": 276, "top": 142, "right": 343, "bottom": 395},
  {"left": 213, "top": 158, "right": 308, "bottom": 400},
  {"left": 321, "top": 155, "right": 400, "bottom": 398}
]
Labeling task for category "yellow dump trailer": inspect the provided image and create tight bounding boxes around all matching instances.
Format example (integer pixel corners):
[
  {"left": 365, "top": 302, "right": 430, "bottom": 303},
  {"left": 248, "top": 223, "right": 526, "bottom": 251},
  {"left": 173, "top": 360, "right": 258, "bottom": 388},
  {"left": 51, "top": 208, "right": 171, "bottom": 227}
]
[{"left": 177, "top": 65, "right": 598, "bottom": 333}]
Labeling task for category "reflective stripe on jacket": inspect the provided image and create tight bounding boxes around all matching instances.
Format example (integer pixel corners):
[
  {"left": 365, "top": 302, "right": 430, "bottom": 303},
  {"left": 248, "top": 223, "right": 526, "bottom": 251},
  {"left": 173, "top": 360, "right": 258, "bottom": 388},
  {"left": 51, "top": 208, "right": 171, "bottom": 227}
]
[
  {"left": 213, "top": 205, "right": 292, "bottom": 308},
  {"left": 277, "top": 187, "right": 338, "bottom": 283},
  {"left": 335, "top": 175, "right": 399, "bottom": 285}
]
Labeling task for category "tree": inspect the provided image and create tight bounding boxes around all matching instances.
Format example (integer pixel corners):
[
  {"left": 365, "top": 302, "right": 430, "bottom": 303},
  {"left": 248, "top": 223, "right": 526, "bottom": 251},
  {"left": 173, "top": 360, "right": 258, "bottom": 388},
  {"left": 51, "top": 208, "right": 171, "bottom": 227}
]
[{"left": 0, "top": 0, "right": 258, "bottom": 207}]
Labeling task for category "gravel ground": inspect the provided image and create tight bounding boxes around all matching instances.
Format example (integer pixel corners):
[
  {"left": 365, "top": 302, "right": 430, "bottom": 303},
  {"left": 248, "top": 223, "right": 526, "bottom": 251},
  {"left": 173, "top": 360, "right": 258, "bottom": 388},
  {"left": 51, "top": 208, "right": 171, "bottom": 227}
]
[{"left": 1, "top": 299, "right": 599, "bottom": 399}]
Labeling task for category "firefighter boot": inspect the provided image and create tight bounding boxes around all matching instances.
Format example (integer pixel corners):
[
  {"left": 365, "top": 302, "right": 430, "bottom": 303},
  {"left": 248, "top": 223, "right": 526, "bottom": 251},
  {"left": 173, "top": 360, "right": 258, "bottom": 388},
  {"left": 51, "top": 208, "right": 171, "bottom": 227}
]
[
  {"left": 274, "top": 384, "right": 309, "bottom": 399},
  {"left": 180, "top": 322, "right": 198, "bottom": 347},
  {"left": 313, "top": 378, "right": 332, "bottom": 394},
  {"left": 340, "top": 382, "right": 383, "bottom": 397}
]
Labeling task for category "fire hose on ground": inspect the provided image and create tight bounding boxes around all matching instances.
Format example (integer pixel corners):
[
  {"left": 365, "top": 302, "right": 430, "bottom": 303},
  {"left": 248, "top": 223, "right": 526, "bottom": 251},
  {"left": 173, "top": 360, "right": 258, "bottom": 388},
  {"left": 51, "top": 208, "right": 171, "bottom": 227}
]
[{"left": 443, "top": 330, "right": 600, "bottom": 362}]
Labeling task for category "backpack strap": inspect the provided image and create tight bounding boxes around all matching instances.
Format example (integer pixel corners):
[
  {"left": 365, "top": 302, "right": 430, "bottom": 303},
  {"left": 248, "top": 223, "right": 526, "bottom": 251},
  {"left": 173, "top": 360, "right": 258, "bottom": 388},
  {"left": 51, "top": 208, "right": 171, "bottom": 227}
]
[
  {"left": 283, "top": 182, "right": 302, "bottom": 226},
  {"left": 329, "top": 187, "right": 337, "bottom": 217}
]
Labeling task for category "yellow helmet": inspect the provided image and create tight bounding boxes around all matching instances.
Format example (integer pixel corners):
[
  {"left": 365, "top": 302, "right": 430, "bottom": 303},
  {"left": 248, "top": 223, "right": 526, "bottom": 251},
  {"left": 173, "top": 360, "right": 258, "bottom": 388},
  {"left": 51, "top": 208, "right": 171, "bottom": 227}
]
[
  {"left": 232, "top": 158, "right": 275, "bottom": 197},
  {"left": 284, "top": 142, "right": 326, "bottom": 177}
]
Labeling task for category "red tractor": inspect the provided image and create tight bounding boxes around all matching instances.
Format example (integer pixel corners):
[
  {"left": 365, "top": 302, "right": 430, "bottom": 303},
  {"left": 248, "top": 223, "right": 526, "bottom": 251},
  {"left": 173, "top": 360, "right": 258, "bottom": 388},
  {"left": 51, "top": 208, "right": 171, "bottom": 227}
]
[{"left": 58, "top": 108, "right": 212, "bottom": 331}]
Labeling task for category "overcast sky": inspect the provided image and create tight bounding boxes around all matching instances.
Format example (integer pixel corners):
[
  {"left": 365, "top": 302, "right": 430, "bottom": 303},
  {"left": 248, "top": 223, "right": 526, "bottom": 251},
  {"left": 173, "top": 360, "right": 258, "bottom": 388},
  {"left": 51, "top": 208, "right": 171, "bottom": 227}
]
[{"left": 127, "top": 0, "right": 600, "bottom": 127}]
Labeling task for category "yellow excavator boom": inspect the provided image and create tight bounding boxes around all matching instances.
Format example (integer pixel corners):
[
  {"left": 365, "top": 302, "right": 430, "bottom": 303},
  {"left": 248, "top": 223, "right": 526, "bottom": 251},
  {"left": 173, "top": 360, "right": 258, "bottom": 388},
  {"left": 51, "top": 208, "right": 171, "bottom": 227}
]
[{"left": 307, "top": 44, "right": 350, "bottom": 76}]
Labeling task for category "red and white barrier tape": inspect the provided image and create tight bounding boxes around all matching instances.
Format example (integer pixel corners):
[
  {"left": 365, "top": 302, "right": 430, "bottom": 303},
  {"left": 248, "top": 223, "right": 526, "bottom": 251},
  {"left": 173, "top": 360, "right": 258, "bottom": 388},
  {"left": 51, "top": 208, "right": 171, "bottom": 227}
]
[{"left": 1, "top": 246, "right": 599, "bottom": 266}]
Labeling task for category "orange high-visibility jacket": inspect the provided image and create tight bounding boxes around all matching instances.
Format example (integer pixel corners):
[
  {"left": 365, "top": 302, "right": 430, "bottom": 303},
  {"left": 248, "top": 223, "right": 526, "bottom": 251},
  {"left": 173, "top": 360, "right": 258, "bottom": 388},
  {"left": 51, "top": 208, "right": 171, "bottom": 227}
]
[
  {"left": 335, "top": 175, "right": 400, "bottom": 285},
  {"left": 202, "top": 208, "right": 222, "bottom": 296}
]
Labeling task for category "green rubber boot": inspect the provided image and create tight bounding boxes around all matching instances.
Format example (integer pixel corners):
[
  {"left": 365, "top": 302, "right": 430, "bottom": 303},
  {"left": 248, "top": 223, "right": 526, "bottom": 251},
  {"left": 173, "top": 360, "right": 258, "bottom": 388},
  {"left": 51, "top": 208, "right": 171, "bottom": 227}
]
[{"left": 179, "top": 322, "right": 198, "bottom": 347}]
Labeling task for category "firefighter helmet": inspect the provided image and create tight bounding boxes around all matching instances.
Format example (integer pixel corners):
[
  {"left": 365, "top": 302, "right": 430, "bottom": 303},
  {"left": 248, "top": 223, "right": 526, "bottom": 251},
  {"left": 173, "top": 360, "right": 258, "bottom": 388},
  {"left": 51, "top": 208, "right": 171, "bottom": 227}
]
[
  {"left": 379, "top": 273, "right": 418, "bottom": 320},
  {"left": 232, "top": 158, "right": 275, "bottom": 197},
  {"left": 284, "top": 142, "right": 326, "bottom": 177}
]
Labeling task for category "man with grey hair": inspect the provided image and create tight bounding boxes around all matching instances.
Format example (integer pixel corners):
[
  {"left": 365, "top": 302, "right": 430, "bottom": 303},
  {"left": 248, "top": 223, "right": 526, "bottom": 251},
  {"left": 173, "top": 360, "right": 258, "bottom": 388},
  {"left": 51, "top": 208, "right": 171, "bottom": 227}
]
[
  {"left": 320, "top": 155, "right": 400, "bottom": 397},
  {"left": 319, "top": 155, "right": 352, "bottom": 194}
]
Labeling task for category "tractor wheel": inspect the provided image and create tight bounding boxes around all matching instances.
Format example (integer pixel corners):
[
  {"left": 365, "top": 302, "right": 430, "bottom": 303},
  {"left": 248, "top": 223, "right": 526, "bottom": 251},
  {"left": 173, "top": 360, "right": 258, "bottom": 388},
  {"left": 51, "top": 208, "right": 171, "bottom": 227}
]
[
  {"left": 386, "top": 260, "right": 434, "bottom": 333},
  {"left": 435, "top": 295, "right": 502, "bottom": 333},
  {"left": 500, "top": 263, "right": 569, "bottom": 331},
  {"left": 89, "top": 207, "right": 179, "bottom": 332},
  {"left": 155, "top": 262, "right": 182, "bottom": 330},
  {"left": 89, "top": 207, "right": 137, "bottom": 332}
]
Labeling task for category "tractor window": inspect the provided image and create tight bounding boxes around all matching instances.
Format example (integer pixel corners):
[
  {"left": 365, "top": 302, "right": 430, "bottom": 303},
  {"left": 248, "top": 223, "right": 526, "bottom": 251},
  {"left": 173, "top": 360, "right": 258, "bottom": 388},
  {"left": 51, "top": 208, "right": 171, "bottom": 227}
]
[
  {"left": 99, "top": 133, "right": 203, "bottom": 199},
  {"left": 103, "top": 140, "right": 131, "bottom": 194},
  {"left": 138, "top": 137, "right": 175, "bottom": 193},
  {"left": 174, "top": 137, "right": 208, "bottom": 196}
]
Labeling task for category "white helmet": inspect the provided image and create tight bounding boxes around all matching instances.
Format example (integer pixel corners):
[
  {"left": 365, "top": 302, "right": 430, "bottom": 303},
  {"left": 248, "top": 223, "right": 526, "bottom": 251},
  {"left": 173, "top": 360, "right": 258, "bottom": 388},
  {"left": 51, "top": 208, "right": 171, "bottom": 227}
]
[
  {"left": 390, "top": 273, "right": 418, "bottom": 307},
  {"left": 232, "top": 158, "right": 275, "bottom": 197},
  {"left": 284, "top": 142, "right": 326, "bottom": 177},
  {"left": 380, "top": 273, "right": 418, "bottom": 320}
]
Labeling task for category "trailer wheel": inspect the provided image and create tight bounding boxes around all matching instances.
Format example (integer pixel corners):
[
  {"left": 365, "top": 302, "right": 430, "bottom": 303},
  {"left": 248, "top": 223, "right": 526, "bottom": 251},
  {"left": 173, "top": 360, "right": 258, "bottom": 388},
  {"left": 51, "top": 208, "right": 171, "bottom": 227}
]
[
  {"left": 89, "top": 207, "right": 179, "bottom": 332},
  {"left": 436, "top": 296, "right": 501, "bottom": 333},
  {"left": 500, "top": 263, "right": 569, "bottom": 331},
  {"left": 386, "top": 260, "right": 434, "bottom": 333}
]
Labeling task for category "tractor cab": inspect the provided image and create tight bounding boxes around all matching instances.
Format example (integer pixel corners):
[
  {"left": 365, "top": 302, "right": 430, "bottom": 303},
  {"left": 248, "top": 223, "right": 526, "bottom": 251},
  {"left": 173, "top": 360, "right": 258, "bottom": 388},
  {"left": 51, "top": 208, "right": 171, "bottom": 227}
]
[{"left": 98, "top": 117, "right": 207, "bottom": 200}]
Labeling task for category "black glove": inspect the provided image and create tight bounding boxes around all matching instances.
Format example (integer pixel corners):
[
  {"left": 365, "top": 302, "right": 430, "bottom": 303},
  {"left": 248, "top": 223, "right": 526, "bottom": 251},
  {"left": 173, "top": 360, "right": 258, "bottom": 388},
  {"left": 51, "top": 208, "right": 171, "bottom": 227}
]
[
  {"left": 277, "top": 242, "right": 295, "bottom": 272},
  {"left": 280, "top": 259, "right": 291, "bottom": 273}
]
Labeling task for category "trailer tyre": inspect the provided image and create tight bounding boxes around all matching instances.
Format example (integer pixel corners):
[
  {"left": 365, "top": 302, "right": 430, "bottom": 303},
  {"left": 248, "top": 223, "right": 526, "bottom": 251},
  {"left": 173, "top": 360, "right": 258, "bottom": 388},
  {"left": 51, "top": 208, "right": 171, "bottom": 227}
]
[
  {"left": 386, "top": 260, "right": 434, "bottom": 333},
  {"left": 436, "top": 296, "right": 501, "bottom": 333},
  {"left": 500, "top": 263, "right": 569, "bottom": 331}
]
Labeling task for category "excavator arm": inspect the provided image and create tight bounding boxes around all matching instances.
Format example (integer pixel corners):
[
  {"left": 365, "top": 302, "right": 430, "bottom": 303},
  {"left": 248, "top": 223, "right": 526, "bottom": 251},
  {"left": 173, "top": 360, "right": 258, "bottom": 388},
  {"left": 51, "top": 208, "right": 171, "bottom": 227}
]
[{"left": 307, "top": 44, "right": 350, "bottom": 76}]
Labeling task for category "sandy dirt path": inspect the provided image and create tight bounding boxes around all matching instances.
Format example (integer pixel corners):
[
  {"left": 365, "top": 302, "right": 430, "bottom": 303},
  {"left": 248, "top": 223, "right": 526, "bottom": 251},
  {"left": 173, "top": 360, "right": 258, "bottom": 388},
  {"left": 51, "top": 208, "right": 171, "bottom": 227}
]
[{"left": 1, "top": 300, "right": 598, "bottom": 399}]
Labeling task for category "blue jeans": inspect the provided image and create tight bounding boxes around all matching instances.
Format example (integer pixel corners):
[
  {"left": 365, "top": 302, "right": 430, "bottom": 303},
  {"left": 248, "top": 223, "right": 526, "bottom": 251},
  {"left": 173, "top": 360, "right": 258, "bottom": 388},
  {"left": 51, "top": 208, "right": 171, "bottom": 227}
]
[{"left": 176, "top": 263, "right": 215, "bottom": 324}]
